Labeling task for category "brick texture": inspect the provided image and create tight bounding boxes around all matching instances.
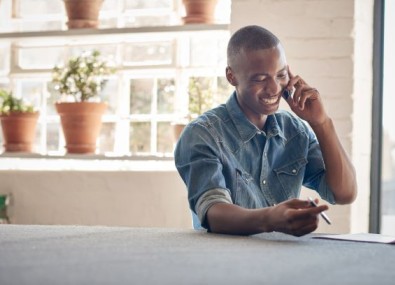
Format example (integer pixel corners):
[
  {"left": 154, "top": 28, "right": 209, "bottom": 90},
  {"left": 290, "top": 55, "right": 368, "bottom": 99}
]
[{"left": 231, "top": 0, "right": 374, "bottom": 233}]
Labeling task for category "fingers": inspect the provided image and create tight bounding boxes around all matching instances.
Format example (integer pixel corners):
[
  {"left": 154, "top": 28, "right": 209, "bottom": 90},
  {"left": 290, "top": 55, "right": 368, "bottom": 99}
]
[
  {"left": 282, "top": 198, "right": 311, "bottom": 209},
  {"left": 287, "top": 65, "right": 294, "bottom": 80},
  {"left": 281, "top": 198, "right": 328, "bottom": 210},
  {"left": 277, "top": 201, "right": 329, "bottom": 236},
  {"left": 285, "top": 209, "right": 321, "bottom": 236},
  {"left": 292, "top": 87, "right": 319, "bottom": 110},
  {"left": 285, "top": 66, "right": 320, "bottom": 110},
  {"left": 291, "top": 220, "right": 319, "bottom": 237}
]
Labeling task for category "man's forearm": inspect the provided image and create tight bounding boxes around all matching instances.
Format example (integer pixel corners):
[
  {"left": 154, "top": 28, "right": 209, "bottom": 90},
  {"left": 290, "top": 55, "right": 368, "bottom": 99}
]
[
  {"left": 206, "top": 199, "right": 328, "bottom": 236},
  {"left": 206, "top": 203, "right": 271, "bottom": 235},
  {"left": 311, "top": 118, "right": 357, "bottom": 204}
]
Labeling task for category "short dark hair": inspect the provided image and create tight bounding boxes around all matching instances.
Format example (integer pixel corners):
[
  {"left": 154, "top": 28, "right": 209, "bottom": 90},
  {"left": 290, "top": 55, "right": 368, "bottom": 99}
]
[{"left": 227, "top": 25, "right": 280, "bottom": 66}]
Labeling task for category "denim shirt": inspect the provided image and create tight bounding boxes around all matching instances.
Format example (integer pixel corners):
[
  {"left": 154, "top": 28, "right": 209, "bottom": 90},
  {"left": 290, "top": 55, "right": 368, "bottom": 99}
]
[{"left": 174, "top": 92, "right": 335, "bottom": 228}]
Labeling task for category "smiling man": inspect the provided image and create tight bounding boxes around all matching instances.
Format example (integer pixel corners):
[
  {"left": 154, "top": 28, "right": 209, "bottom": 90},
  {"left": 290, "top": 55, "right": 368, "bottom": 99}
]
[{"left": 174, "top": 25, "right": 357, "bottom": 236}]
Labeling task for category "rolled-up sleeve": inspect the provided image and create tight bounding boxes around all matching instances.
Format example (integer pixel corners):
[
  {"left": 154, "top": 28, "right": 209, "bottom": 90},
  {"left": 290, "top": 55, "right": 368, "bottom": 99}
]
[
  {"left": 174, "top": 121, "right": 229, "bottom": 216},
  {"left": 195, "top": 188, "right": 233, "bottom": 228},
  {"left": 303, "top": 126, "right": 336, "bottom": 204}
]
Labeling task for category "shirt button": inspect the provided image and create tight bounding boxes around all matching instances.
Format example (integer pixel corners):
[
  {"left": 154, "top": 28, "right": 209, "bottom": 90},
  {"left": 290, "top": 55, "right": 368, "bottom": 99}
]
[
  {"left": 262, "top": 180, "right": 266, "bottom": 185},
  {"left": 292, "top": 169, "right": 296, "bottom": 174}
]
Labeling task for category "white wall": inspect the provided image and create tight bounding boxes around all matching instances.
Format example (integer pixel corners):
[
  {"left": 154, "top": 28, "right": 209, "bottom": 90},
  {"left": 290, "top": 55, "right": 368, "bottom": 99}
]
[
  {"left": 231, "top": 0, "right": 374, "bottom": 233},
  {"left": 0, "top": 168, "right": 192, "bottom": 228}
]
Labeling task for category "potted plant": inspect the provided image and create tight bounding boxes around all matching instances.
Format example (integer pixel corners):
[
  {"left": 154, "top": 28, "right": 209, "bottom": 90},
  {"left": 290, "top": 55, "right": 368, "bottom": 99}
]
[
  {"left": 63, "top": 0, "right": 104, "bottom": 29},
  {"left": 182, "top": 0, "right": 219, "bottom": 24},
  {"left": 172, "top": 77, "right": 213, "bottom": 141},
  {"left": 51, "top": 49, "right": 115, "bottom": 154},
  {"left": 0, "top": 89, "right": 39, "bottom": 152}
]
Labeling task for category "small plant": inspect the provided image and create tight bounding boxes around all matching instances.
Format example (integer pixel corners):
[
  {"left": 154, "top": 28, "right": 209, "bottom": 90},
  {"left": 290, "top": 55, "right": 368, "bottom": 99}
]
[
  {"left": 0, "top": 89, "right": 35, "bottom": 115},
  {"left": 51, "top": 50, "right": 115, "bottom": 102},
  {"left": 188, "top": 77, "right": 213, "bottom": 118}
]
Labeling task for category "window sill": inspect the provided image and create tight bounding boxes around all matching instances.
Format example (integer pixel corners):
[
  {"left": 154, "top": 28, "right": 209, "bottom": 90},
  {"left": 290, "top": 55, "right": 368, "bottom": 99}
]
[
  {"left": 0, "top": 24, "right": 229, "bottom": 42},
  {"left": 0, "top": 152, "right": 176, "bottom": 171}
]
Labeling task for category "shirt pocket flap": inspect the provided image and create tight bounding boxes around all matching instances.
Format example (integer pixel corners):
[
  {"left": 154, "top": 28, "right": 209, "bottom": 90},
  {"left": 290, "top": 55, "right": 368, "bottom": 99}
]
[{"left": 274, "top": 158, "right": 308, "bottom": 176}]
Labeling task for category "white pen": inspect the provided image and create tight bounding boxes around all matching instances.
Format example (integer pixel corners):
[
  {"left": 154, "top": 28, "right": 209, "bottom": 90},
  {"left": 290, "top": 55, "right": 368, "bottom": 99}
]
[{"left": 308, "top": 197, "right": 332, "bottom": 225}]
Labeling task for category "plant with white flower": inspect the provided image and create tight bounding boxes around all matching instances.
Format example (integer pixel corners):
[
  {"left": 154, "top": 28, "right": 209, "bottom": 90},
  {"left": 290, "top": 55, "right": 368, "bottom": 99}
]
[{"left": 51, "top": 50, "right": 115, "bottom": 102}]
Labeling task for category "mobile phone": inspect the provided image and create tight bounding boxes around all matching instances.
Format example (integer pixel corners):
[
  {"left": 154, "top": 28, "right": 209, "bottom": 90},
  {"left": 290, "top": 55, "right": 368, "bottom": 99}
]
[
  {"left": 308, "top": 197, "right": 332, "bottom": 225},
  {"left": 282, "top": 89, "right": 291, "bottom": 100},
  {"left": 282, "top": 87, "right": 295, "bottom": 100}
]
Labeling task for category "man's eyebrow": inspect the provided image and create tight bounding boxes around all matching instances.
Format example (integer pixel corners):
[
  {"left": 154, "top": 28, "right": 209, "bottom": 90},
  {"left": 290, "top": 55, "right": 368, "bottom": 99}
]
[
  {"left": 251, "top": 67, "right": 288, "bottom": 78},
  {"left": 251, "top": 72, "right": 268, "bottom": 78}
]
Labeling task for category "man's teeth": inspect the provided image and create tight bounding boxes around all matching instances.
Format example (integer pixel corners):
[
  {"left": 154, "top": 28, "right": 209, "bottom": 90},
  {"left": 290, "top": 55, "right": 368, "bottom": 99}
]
[{"left": 262, "top": 97, "right": 277, "bottom": 104}]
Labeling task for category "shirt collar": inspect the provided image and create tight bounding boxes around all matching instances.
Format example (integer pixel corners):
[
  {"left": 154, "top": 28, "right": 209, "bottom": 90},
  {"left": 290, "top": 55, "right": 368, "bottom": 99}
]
[{"left": 226, "top": 92, "right": 285, "bottom": 142}]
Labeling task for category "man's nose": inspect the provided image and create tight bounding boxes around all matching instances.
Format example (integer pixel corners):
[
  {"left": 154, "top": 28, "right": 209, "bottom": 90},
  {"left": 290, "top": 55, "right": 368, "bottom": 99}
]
[{"left": 265, "top": 77, "right": 282, "bottom": 95}]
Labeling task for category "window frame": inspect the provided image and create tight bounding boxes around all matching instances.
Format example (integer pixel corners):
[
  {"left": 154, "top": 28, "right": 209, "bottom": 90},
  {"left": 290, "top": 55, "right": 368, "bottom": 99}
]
[{"left": 0, "top": 24, "right": 231, "bottom": 159}]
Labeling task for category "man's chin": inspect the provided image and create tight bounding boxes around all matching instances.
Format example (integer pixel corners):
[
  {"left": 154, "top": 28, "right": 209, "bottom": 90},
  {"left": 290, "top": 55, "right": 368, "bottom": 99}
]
[{"left": 261, "top": 104, "right": 280, "bottom": 115}]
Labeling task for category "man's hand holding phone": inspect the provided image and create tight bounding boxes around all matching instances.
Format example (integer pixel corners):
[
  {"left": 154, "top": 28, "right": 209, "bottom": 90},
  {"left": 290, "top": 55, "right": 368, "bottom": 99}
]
[{"left": 282, "top": 66, "right": 329, "bottom": 128}]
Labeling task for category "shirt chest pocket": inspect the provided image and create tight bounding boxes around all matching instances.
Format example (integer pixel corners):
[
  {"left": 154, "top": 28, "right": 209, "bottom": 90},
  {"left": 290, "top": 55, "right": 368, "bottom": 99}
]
[{"left": 273, "top": 158, "right": 307, "bottom": 198}]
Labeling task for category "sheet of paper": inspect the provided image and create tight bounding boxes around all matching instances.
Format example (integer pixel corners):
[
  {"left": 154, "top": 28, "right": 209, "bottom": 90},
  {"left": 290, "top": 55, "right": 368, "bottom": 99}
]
[{"left": 313, "top": 233, "right": 395, "bottom": 244}]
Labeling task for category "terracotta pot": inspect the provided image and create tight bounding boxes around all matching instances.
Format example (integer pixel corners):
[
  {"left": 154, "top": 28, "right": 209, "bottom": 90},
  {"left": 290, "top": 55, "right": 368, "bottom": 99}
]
[
  {"left": 0, "top": 112, "right": 39, "bottom": 152},
  {"left": 172, "top": 123, "right": 187, "bottom": 143},
  {"left": 64, "top": 0, "right": 104, "bottom": 29},
  {"left": 182, "top": 0, "right": 218, "bottom": 24},
  {"left": 55, "top": 102, "right": 106, "bottom": 154}
]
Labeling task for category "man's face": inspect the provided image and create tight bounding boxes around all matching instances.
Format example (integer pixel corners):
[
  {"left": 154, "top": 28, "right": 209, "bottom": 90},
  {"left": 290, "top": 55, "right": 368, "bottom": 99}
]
[{"left": 226, "top": 44, "right": 289, "bottom": 120}]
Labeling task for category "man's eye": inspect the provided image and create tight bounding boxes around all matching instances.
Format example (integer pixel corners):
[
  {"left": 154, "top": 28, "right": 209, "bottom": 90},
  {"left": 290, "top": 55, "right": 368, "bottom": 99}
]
[
  {"left": 253, "top": 77, "right": 266, "bottom": 82},
  {"left": 277, "top": 73, "right": 287, "bottom": 79}
]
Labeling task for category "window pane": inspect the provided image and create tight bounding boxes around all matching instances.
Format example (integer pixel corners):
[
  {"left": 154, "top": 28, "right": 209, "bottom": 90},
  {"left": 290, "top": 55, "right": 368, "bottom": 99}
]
[
  {"left": 188, "top": 77, "right": 213, "bottom": 116},
  {"left": 46, "top": 81, "right": 59, "bottom": 116},
  {"left": 157, "top": 122, "right": 173, "bottom": 154},
  {"left": 124, "top": 0, "right": 172, "bottom": 9},
  {"left": 130, "top": 122, "right": 150, "bottom": 153},
  {"left": 16, "top": 0, "right": 63, "bottom": 17},
  {"left": 17, "top": 80, "right": 43, "bottom": 110},
  {"left": 101, "top": 79, "right": 118, "bottom": 115},
  {"left": 0, "top": 45, "right": 10, "bottom": 75},
  {"left": 98, "top": 123, "right": 115, "bottom": 153},
  {"left": 101, "top": 0, "right": 119, "bottom": 12},
  {"left": 11, "top": 0, "right": 64, "bottom": 31},
  {"left": 215, "top": 76, "right": 232, "bottom": 105},
  {"left": 157, "top": 78, "right": 175, "bottom": 114},
  {"left": 46, "top": 123, "right": 61, "bottom": 152},
  {"left": 123, "top": 41, "right": 173, "bottom": 66},
  {"left": 33, "top": 122, "right": 42, "bottom": 153},
  {"left": 18, "top": 47, "right": 65, "bottom": 69},
  {"left": 130, "top": 79, "right": 153, "bottom": 114},
  {"left": 381, "top": 0, "right": 395, "bottom": 235},
  {"left": 190, "top": 33, "right": 229, "bottom": 67},
  {"left": 69, "top": 46, "right": 117, "bottom": 64}
]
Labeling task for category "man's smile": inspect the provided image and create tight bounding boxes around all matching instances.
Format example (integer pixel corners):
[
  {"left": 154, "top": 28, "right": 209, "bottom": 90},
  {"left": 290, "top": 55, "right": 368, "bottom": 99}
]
[{"left": 260, "top": 96, "right": 279, "bottom": 105}]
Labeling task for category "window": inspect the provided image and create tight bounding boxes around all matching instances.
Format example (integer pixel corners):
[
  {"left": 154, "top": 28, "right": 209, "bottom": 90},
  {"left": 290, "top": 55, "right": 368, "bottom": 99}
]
[
  {"left": 380, "top": 0, "right": 395, "bottom": 235},
  {"left": 0, "top": 0, "right": 232, "bottom": 158}
]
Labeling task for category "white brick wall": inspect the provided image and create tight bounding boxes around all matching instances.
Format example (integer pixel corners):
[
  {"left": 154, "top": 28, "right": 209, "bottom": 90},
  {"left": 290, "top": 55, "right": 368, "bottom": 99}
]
[{"left": 231, "top": 0, "right": 374, "bottom": 233}]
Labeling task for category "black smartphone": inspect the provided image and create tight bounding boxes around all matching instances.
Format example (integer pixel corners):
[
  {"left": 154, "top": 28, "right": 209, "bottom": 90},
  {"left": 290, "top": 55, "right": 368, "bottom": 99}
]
[
  {"left": 282, "top": 87, "right": 295, "bottom": 100},
  {"left": 282, "top": 89, "right": 291, "bottom": 100}
]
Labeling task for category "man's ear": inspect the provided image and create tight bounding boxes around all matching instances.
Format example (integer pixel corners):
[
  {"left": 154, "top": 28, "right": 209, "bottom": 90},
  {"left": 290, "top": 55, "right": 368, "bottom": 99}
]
[{"left": 226, "top": 66, "right": 237, "bottom": 86}]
